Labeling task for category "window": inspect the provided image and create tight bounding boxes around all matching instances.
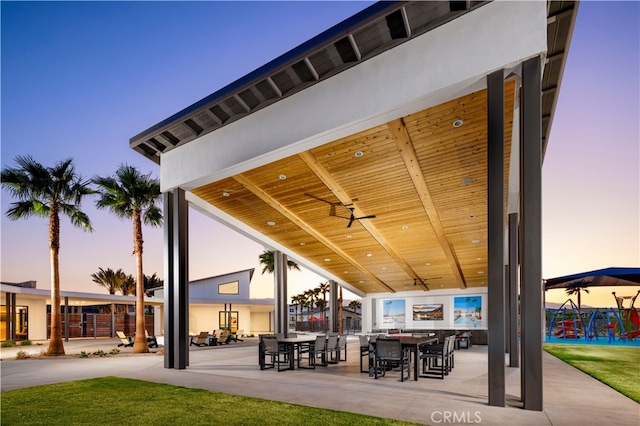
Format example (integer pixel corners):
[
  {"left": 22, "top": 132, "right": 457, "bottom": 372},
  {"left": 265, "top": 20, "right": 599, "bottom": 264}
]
[
  {"left": 218, "top": 280, "right": 239, "bottom": 295},
  {"left": 219, "top": 311, "right": 239, "bottom": 333}
]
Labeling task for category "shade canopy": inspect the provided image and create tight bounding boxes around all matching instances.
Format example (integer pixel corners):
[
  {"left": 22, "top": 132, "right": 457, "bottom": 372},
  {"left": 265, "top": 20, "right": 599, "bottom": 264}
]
[{"left": 544, "top": 267, "right": 640, "bottom": 290}]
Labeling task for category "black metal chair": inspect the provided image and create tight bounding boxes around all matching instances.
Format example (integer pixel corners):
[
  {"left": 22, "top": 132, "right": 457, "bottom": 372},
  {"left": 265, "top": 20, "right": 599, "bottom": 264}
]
[
  {"left": 374, "top": 338, "right": 410, "bottom": 382},
  {"left": 260, "top": 335, "right": 290, "bottom": 371},
  {"left": 337, "top": 335, "right": 348, "bottom": 362},
  {"left": 298, "top": 335, "right": 327, "bottom": 369},
  {"left": 326, "top": 334, "right": 339, "bottom": 364},
  {"left": 420, "top": 335, "right": 454, "bottom": 379},
  {"left": 359, "top": 335, "right": 371, "bottom": 373}
]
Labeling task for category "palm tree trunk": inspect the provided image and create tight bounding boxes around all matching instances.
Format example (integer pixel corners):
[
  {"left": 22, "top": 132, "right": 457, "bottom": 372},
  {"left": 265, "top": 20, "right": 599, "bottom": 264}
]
[
  {"left": 47, "top": 206, "right": 65, "bottom": 355},
  {"left": 132, "top": 210, "right": 149, "bottom": 353}
]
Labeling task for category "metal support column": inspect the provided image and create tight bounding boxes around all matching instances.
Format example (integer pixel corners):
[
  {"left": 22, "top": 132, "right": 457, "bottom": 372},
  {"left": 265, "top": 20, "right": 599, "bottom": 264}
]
[
  {"left": 164, "top": 188, "right": 189, "bottom": 369},
  {"left": 163, "top": 191, "right": 175, "bottom": 368},
  {"left": 520, "top": 55, "right": 543, "bottom": 411},
  {"left": 273, "top": 251, "right": 288, "bottom": 335},
  {"left": 508, "top": 213, "right": 520, "bottom": 367},
  {"left": 487, "top": 68, "right": 506, "bottom": 407},
  {"left": 64, "top": 296, "right": 69, "bottom": 342},
  {"left": 329, "top": 280, "right": 338, "bottom": 333},
  {"left": 5, "top": 292, "right": 11, "bottom": 341}
]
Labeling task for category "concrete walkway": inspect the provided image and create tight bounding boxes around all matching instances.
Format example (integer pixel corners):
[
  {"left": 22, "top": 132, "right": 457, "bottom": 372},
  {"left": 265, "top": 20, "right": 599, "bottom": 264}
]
[{"left": 1, "top": 337, "right": 638, "bottom": 425}]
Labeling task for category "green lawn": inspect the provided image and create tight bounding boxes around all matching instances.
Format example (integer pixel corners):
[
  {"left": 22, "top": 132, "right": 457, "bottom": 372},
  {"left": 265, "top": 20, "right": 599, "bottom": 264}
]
[
  {"left": 1, "top": 377, "right": 420, "bottom": 426},
  {"left": 544, "top": 344, "right": 640, "bottom": 403}
]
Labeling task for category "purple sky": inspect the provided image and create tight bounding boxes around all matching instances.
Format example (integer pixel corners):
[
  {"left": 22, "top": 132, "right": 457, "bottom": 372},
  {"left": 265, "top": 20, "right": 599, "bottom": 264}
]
[{"left": 2, "top": 1, "right": 638, "bottom": 307}]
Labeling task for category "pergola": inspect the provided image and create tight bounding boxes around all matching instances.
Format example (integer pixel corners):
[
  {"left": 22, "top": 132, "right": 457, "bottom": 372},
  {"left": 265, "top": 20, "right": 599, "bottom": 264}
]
[{"left": 130, "top": 1, "right": 578, "bottom": 411}]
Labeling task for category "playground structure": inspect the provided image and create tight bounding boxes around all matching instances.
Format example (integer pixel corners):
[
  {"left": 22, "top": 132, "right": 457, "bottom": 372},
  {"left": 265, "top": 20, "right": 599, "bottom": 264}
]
[{"left": 546, "top": 290, "right": 640, "bottom": 343}]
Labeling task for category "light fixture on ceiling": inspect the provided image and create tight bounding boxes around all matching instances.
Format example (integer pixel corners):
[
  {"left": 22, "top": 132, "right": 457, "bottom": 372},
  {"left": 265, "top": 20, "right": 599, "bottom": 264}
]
[
  {"left": 402, "top": 225, "right": 409, "bottom": 230},
  {"left": 300, "top": 242, "right": 305, "bottom": 246},
  {"left": 354, "top": 150, "right": 364, "bottom": 157},
  {"left": 453, "top": 118, "right": 464, "bottom": 127},
  {"left": 478, "top": 271, "right": 485, "bottom": 274},
  {"left": 468, "top": 214, "right": 475, "bottom": 219},
  {"left": 366, "top": 253, "right": 372, "bottom": 257},
  {"left": 471, "top": 239, "right": 480, "bottom": 244},
  {"left": 324, "top": 258, "right": 331, "bottom": 262},
  {"left": 222, "top": 192, "right": 230, "bottom": 197},
  {"left": 267, "top": 221, "right": 276, "bottom": 226},
  {"left": 279, "top": 174, "right": 287, "bottom": 180},
  {"left": 461, "top": 176, "right": 474, "bottom": 185},
  {"left": 346, "top": 234, "right": 352, "bottom": 239}
]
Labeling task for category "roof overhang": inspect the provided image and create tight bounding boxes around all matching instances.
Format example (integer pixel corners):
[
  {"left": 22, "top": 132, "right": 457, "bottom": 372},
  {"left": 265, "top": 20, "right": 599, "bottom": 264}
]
[{"left": 130, "top": 1, "right": 579, "bottom": 296}]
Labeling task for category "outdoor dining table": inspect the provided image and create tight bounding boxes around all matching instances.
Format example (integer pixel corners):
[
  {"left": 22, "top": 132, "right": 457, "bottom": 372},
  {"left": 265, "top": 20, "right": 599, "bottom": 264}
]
[
  {"left": 370, "top": 336, "right": 437, "bottom": 381},
  {"left": 258, "top": 336, "right": 317, "bottom": 371}
]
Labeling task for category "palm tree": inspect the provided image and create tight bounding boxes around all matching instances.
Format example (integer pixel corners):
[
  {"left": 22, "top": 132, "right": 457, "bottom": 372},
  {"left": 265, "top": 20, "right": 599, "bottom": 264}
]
[
  {"left": 317, "top": 281, "right": 330, "bottom": 332},
  {"left": 93, "top": 164, "right": 162, "bottom": 353},
  {"left": 302, "top": 289, "right": 314, "bottom": 332},
  {"left": 119, "top": 273, "right": 136, "bottom": 296},
  {"left": 144, "top": 272, "right": 163, "bottom": 297},
  {"left": 565, "top": 282, "right": 590, "bottom": 312},
  {"left": 291, "top": 294, "right": 303, "bottom": 331},
  {"left": 348, "top": 299, "right": 362, "bottom": 312},
  {"left": 258, "top": 250, "right": 300, "bottom": 274},
  {"left": 1, "top": 155, "right": 93, "bottom": 355},
  {"left": 91, "top": 267, "right": 125, "bottom": 294}
]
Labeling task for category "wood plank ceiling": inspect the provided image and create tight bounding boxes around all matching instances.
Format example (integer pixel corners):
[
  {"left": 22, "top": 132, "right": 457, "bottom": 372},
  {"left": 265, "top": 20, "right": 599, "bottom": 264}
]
[{"left": 192, "top": 80, "right": 515, "bottom": 294}]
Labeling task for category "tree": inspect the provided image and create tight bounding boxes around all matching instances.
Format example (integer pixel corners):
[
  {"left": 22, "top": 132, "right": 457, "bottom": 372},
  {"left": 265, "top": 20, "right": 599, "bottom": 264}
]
[
  {"left": 348, "top": 299, "right": 362, "bottom": 312},
  {"left": 565, "top": 281, "right": 590, "bottom": 312},
  {"left": 291, "top": 294, "right": 303, "bottom": 331},
  {"left": 91, "top": 267, "right": 127, "bottom": 295},
  {"left": 317, "top": 281, "right": 330, "bottom": 332},
  {"left": 93, "top": 164, "right": 162, "bottom": 353},
  {"left": 119, "top": 273, "right": 136, "bottom": 296},
  {"left": 258, "top": 250, "right": 300, "bottom": 274},
  {"left": 144, "top": 272, "right": 163, "bottom": 297},
  {"left": 1, "top": 156, "right": 93, "bottom": 355}
]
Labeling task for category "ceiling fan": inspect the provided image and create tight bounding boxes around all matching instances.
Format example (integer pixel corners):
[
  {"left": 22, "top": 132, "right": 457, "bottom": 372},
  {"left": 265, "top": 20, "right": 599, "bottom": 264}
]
[
  {"left": 339, "top": 206, "right": 376, "bottom": 228},
  {"left": 305, "top": 193, "right": 376, "bottom": 228}
]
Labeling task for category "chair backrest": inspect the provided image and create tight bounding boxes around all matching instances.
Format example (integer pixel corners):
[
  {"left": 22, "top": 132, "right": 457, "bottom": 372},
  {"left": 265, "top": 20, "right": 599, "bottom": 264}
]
[
  {"left": 359, "top": 335, "right": 369, "bottom": 348},
  {"left": 116, "top": 331, "right": 129, "bottom": 342},
  {"left": 288, "top": 332, "right": 298, "bottom": 338},
  {"left": 313, "top": 335, "right": 326, "bottom": 351},
  {"left": 235, "top": 329, "right": 244, "bottom": 338},
  {"left": 262, "top": 336, "right": 278, "bottom": 352},
  {"left": 218, "top": 330, "right": 230, "bottom": 342},
  {"left": 338, "top": 335, "right": 347, "bottom": 349},
  {"left": 327, "top": 334, "right": 338, "bottom": 350},
  {"left": 376, "top": 338, "right": 402, "bottom": 360}
]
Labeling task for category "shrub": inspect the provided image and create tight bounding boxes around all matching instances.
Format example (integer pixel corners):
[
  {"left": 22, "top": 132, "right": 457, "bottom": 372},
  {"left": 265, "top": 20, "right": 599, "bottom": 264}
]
[
  {"left": 92, "top": 350, "right": 106, "bottom": 357},
  {"left": 1, "top": 341, "right": 15, "bottom": 348},
  {"left": 20, "top": 339, "right": 32, "bottom": 346},
  {"left": 15, "top": 350, "right": 30, "bottom": 360},
  {"left": 79, "top": 351, "right": 90, "bottom": 358},
  {"left": 109, "top": 348, "right": 120, "bottom": 355}
]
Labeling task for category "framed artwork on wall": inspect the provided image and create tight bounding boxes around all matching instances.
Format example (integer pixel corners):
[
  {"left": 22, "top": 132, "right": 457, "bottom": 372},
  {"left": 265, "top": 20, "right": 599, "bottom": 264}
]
[{"left": 412, "top": 304, "right": 444, "bottom": 320}]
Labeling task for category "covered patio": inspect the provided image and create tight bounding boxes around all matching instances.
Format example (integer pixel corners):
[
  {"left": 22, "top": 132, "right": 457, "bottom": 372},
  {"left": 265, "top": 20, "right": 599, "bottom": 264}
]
[{"left": 129, "top": 1, "right": 579, "bottom": 411}]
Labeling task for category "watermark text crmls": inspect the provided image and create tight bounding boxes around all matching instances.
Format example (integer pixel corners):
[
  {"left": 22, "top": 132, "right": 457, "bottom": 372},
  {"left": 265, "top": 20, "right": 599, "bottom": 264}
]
[{"left": 430, "top": 411, "right": 482, "bottom": 424}]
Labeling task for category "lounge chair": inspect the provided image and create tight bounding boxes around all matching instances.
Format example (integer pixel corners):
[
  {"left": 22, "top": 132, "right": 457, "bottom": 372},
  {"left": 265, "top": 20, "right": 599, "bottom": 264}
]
[
  {"left": 217, "top": 330, "right": 231, "bottom": 345},
  {"left": 116, "top": 331, "right": 133, "bottom": 347},
  {"left": 146, "top": 330, "right": 158, "bottom": 348},
  {"left": 230, "top": 329, "right": 244, "bottom": 343},
  {"left": 189, "top": 331, "right": 209, "bottom": 347}
]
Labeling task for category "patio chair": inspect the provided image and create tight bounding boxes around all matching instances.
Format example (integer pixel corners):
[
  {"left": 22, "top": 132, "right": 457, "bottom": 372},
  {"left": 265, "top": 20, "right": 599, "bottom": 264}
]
[
  {"left": 374, "top": 338, "right": 410, "bottom": 382},
  {"left": 326, "top": 334, "right": 339, "bottom": 364},
  {"left": 217, "top": 329, "right": 231, "bottom": 345},
  {"left": 297, "top": 335, "right": 327, "bottom": 369},
  {"left": 230, "top": 329, "right": 244, "bottom": 343},
  {"left": 146, "top": 330, "right": 158, "bottom": 348},
  {"left": 116, "top": 331, "right": 133, "bottom": 347},
  {"left": 337, "top": 335, "right": 347, "bottom": 361},
  {"left": 189, "top": 331, "right": 209, "bottom": 347},
  {"left": 420, "top": 335, "right": 454, "bottom": 379},
  {"left": 260, "top": 335, "right": 290, "bottom": 371},
  {"left": 359, "top": 335, "right": 371, "bottom": 373}
]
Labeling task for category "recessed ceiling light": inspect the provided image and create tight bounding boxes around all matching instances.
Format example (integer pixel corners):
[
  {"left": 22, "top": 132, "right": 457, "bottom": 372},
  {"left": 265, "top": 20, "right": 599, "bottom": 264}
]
[
  {"left": 461, "top": 176, "right": 474, "bottom": 185},
  {"left": 366, "top": 253, "right": 373, "bottom": 257},
  {"left": 478, "top": 271, "right": 485, "bottom": 274},
  {"left": 402, "top": 225, "right": 409, "bottom": 230},
  {"left": 267, "top": 221, "right": 276, "bottom": 226},
  {"left": 358, "top": 280, "right": 364, "bottom": 283},
  {"left": 222, "top": 192, "right": 230, "bottom": 197},
  {"left": 476, "top": 257, "right": 482, "bottom": 261},
  {"left": 468, "top": 214, "right": 475, "bottom": 219},
  {"left": 354, "top": 150, "right": 364, "bottom": 157},
  {"left": 300, "top": 242, "right": 305, "bottom": 246},
  {"left": 471, "top": 239, "right": 480, "bottom": 244},
  {"left": 279, "top": 174, "right": 286, "bottom": 180},
  {"left": 324, "top": 258, "right": 331, "bottom": 262},
  {"left": 346, "top": 234, "right": 352, "bottom": 239},
  {"left": 440, "top": 284, "right": 444, "bottom": 287},
  {"left": 453, "top": 119, "right": 464, "bottom": 127},
  {"left": 425, "top": 262, "right": 431, "bottom": 266}
]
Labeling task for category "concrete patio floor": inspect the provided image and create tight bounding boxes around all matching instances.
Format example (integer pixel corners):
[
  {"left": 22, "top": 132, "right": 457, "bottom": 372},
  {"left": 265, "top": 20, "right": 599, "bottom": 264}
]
[{"left": 1, "top": 336, "right": 638, "bottom": 425}]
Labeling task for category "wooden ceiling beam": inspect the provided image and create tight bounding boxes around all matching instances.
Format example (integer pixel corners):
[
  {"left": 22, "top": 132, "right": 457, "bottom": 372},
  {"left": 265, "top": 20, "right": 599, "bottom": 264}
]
[
  {"left": 298, "top": 151, "right": 428, "bottom": 291},
  {"left": 233, "top": 173, "right": 396, "bottom": 293},
  {"left": 389, "top": 118, "right": 468, "bottom": 288}
]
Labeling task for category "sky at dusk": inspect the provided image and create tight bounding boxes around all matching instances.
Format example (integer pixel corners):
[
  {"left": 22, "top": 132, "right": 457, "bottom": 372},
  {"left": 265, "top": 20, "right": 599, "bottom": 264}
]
[{"left": 1, "top": 1, "right": 638, "bottom": 307}]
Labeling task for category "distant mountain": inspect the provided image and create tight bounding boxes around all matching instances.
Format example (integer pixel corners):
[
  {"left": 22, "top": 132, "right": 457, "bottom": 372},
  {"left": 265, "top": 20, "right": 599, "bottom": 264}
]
[{"left": 545, "top": 301, "right": 594, "bottom": 310}]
